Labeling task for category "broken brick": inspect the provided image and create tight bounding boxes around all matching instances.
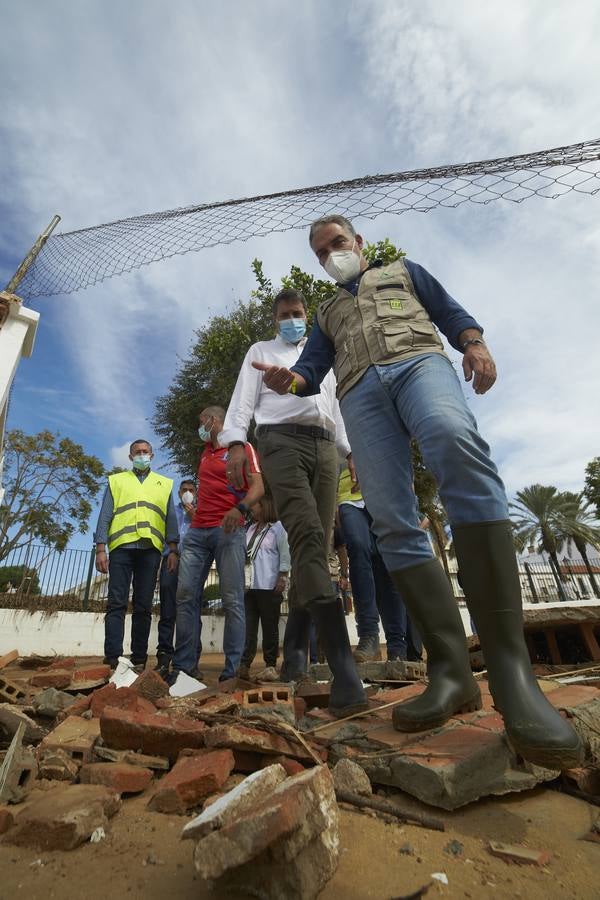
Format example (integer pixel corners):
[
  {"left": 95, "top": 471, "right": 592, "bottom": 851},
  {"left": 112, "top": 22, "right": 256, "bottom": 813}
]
[
  {"left": 296, "top": 682, "right": 332, "bottom": 710},
  {"left": 30, "top": 670, "right": 72, "bottom": 689},
  {"left": 0, "top": 650, "right": 19, "bottom": 670},
  {"left": 38, "top": 747, "right": 80, "bottom": 782},
  {"left": 0, "top": 673, "right": 27, "bottom": 703},
  {"left": 148, "top": 749, "right": 234, "bottom": 814},
  {"left": 182, "top": 764, "right": 288, "bottom": 840},
  {"left": 0, "top": 703, "right": 44, "bottom": 742},
  {"left": 80, "top": 761, "right": 153, "bottom": 794},
  {"left": 261, "top": 755, "right": 305, "bottom": 777},
  {"left": 100, "top": 707, "right": 207, "bottom": 763},
  {"left": 57, "top": 693, "right": 91, "bottom": 721},
  {"left": 32, "top": 687, "right": 77, "bottom": 718},
  {"left": 93, "top": 744, "right": 170, "bottom": 770},
  {"left": 0, "top": 723, "right": 38, "bottom": 803},
  {"left": 546, "top": 683, "right": 600, "bottom": 710},
  {"left": 0, "top": 804, "right": 14, "bottom": 834},
  {"left": 131, "top": 668, "right": 169, "bottom": 703},
  {"left": 39, "top": 716, "right": 100, "bottom": 764},
  {"left": 6, "top": 784, "right": 121, "bottom": 850},
  {"left": 205, "top": 722, "right": 326, "bottom": 764},
  {"left": 48, "top": 657, "right": 77, "bottom": 670},
  {"left": 89, "top": 683, "right": 156, "bottom": 718},
  {"left": 72, "top": 664, "right": 111, "bottom": 684},
  {"left": 488, "top": 840, "right": 551, "bottom": 867},
  {"left": 191, "top": 764, "right": 339, "bottom": 899}
]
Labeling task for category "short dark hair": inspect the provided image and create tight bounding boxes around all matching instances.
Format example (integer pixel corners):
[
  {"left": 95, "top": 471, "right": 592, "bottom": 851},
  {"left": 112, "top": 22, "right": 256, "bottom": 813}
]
[
  {"left": 272, "top": 288, "right": 307, "bottom": 318},
  {"left": 308, "top": 214, "right": 356, "bottom": 247},
  {"left": 179, "top": 479, "right": 195, "bottom": 490},
  {"left": 255, "top": 494, "right": 278, "bottom": 523},
  {"left": 200, "top": 405, "right": 226, "bottom": 422},
  {"left": 130, "top": 439, "right": 152, "bottom": 454}
]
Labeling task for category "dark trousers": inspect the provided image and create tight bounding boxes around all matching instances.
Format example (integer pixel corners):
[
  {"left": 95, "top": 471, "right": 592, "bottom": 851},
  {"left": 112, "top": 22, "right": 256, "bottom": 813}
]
[
  {"left": 256, "top": 431, "right": 338, "bottom": 609},
  {"left": 241, "top": 589, "right": 282, "bottom": 668},
  {"left": 104, "top": 546, "right": 161, "bottom": 663},
  {"left": 158, "top": 558, "right": 204, "bottom": 661}
]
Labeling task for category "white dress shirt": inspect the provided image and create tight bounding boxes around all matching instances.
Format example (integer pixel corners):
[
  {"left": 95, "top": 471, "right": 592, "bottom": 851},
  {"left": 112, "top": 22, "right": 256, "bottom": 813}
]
[{"left": 219, "top": 334, "right": 351, "bottom": 457}]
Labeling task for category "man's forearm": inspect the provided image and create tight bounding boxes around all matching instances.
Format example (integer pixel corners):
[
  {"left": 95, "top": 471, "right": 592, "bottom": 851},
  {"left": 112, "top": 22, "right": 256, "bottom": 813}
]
[
  {"left": 457, "top": 327, "right": 484, "bottom": 349},
  {"left": 243, "top": 473, "right": 265, "bottom": 508}
]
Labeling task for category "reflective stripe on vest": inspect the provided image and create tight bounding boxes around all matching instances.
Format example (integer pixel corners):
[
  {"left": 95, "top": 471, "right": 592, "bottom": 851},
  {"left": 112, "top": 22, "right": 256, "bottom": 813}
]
[
  {"left": 107, "top": 470, "right": 173, "bottom": 553},
  {"left": 317, "top": 258, "right": 446, "bottom": 400}
]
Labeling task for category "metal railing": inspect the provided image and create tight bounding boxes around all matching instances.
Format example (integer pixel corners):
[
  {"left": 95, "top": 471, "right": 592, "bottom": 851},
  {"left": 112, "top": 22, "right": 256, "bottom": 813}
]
[{"left": 1, "top": 543, "right": 598, "bottom": 614}]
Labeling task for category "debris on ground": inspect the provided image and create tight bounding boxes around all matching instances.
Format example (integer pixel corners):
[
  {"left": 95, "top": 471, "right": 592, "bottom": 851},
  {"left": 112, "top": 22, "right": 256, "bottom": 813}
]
[{"left": 488, "top": 840, "right": 552, "bottom": 866}]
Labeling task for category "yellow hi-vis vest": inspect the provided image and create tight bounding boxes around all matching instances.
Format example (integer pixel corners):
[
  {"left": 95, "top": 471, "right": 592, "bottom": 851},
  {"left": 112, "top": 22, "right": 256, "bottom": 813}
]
[{"left": 107, "top": 470, "right": 173, "bottom": 553}]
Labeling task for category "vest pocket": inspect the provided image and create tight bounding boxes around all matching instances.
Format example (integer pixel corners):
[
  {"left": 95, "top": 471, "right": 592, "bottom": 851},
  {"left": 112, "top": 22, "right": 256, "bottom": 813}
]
[
  {"left": 374, "top": 291, "right": 412, "bottom": 320},
  {"left": 374, "top": 323, "right": 412, "bottom": 356},
  {"left": 409, "top": 322, "right": 442, "bottom": 351},
  {"left": 335, "top": 344, "right": 354, "bottom": 385}
]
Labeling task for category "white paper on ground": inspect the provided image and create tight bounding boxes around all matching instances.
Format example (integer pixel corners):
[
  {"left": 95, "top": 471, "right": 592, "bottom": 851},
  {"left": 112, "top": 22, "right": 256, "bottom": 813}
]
[
  {"left": 169, "top": 671, "right": 207, "bottom": 697},
  {"left": 109, "top": 656, "right": 138, "bottom": 688},
  {"left": 431, "top": 873, "right": 449, "bottom": 885}
]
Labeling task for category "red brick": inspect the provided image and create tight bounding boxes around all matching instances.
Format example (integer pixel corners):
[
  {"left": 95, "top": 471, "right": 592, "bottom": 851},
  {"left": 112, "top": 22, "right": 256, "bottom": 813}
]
[
  {"left": 100, "top": 707, "right": 207, "bottom": 763},
  {"left": 546, "top": 684, "right": 600, "bottom": 710},
  {"left": 48, "top": 657, "right": 76, "bottom": 670},
  {"left": 261, "top": 754, "right": 305, "bottom": 776},
  {"left": 39, "top": 716, "right": 100, "bottom": 764},
  {"left": 563, "top": 766, "right": 600, "bottom": 795},
  {"left": 30, "top": 670, "right": 72, "bottom": 689},
  {"left": 72, "top": 664, "right": 111, "bottom": 683},
  {"left": 58, "top": 693, "right": 91, "bottom": 721},
  {"left": 294, "top": 697, "right": 307, "bottom": 721},
  {"left": 80, "top": 762, "right": 153, "bottom": 794},
  {"left": 296, "top": 682, "right": 332, "bottom": 709},
  {"left": 148, "top": 749, "right": 234, "bottom": 814},
  {"left": 205, "top": 722, "right": 327, "bottom": 763},
  {"left": 131, "top": 668, "right": 169, "bottom": 703},
  {"left": 488, "top": 841, "right": 551, "bottom": 867},
  {"left": 0, "top": 805, "right": 15, "bottom": 834},
  {"left": 400, "top": 725, "right": 502, "bottom": 769},
  {"left": 90, "top": 683, "right": 156, "bottom": 718}
]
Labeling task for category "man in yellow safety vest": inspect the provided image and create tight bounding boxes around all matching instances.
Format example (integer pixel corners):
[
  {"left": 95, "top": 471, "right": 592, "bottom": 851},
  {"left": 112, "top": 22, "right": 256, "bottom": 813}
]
[{"left": 94, "top": 439, "right": 179, "bottom": 671}]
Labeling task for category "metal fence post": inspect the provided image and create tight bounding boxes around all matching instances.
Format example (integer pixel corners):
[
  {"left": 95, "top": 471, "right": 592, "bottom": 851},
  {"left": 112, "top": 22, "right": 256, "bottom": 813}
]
[
  {"left": 523, "top": 562, "right": 539, "bottom": 603},
  {"left": 82, "top": 547, "right": 96, "bottom": 611}
]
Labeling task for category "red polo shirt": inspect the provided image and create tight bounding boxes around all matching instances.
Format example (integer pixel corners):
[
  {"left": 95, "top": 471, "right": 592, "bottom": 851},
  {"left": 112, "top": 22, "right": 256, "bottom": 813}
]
[{"left": 191, "top": 442, "right": 260, "bottom": 529}]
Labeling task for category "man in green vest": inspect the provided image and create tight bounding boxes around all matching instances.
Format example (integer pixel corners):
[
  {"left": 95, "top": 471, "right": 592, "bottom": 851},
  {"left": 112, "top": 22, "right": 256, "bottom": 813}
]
[
  {"left": 95, "top": 439, "right": 179, "bottom": 670},
  {"left": 252, "top": 214, "right": 583, "bottom": 771}
]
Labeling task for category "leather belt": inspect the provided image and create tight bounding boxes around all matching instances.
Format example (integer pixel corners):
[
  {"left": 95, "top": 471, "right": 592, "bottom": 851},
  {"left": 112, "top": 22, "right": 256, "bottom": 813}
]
[{"left": 256, "top": 423, "right": 334, "bottom": 442}]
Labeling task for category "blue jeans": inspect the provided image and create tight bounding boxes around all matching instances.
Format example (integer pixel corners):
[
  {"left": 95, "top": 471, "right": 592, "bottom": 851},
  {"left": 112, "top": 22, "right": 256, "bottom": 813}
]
[
  {"left": 158, "top": 558, "right": 204, "bottom": 658},
  {"left": 173, "top": 525, "right": 246, "bottom": 679},
  {"left": 340, "top": 354, "right": 509, "bottom": 572},
  {"left": 104, "top": 546, "right": 161, "bottom": 662},
  {"left": 339, "top": 503, "right": 412, "bottom": 657}
]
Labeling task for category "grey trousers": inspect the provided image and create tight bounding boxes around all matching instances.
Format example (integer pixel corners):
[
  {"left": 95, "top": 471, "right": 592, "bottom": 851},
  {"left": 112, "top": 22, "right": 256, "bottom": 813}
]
[{"left": 256, "top": 430, "right": 338, "bottom": 609}]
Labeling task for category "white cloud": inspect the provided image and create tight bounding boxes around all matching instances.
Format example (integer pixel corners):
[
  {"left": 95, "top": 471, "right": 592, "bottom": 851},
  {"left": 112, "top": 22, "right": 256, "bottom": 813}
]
[
  {"left": 109, "top": 442, "right": 132, "bottom": 469},
  {"left": 2, "top": 0, "right": 599, "bottom": 504}
]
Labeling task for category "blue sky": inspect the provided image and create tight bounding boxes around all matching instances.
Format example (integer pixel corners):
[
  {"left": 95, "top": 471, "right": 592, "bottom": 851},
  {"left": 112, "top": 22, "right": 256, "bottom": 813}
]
[{"left": 2, "top": 0, "right": 600, "bottom": 551}]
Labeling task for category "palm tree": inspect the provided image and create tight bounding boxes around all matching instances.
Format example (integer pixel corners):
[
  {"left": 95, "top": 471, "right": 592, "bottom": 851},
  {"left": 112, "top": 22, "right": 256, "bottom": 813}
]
[
  {"left": 510, "top": 485, "right": 573, "bottom": 600},
  {"left": 556, "top": 491, "right": 600, "bottom": 597}
]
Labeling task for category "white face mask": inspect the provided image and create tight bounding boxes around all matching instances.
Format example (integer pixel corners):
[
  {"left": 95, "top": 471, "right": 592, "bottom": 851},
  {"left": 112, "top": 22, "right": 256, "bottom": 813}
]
[
  {"left": 181, "top": 490, "right": 194, "bottom": 505},
  {"left": 323, "top": 241, "right": 362, "bottom": 284}
]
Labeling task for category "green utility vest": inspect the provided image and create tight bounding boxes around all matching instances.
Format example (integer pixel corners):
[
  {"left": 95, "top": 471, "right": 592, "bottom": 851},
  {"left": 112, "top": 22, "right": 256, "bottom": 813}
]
[
  {"left": 317, "top": 259, "right": 446, "bottom": 400},
  {"left": 107, "top": 470, "right": 173, "bottom": 553}
]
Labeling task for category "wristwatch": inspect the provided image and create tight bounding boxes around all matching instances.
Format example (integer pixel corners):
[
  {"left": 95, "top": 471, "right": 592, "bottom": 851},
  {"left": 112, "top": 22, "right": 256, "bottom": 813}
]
[
  {"left": 461, "top": 337, "right": 485, "bottom": 350},
  {"left": 236, "top": 502, "right": 249, "bottom": 515}
]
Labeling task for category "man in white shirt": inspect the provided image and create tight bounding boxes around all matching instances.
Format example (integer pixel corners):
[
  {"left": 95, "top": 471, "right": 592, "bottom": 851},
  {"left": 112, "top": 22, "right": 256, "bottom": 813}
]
[{"left": 220, "top": 288, "right": 367, "bottom": 717}]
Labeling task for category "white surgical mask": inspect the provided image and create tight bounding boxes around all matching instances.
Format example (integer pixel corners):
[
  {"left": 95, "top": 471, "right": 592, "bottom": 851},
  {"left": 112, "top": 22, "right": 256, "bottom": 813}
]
[
  {"left": 132, "top": 454, "right": 151, "bottom": 470},
  {"left": 181, "top": 490, "right": 194, "bottom": 505},
  {"left": 323, "top": 241, "right": 362, "bottom": 284}
]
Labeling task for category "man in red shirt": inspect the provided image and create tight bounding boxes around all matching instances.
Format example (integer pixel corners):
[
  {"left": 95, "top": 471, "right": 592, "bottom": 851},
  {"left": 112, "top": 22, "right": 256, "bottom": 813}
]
[{"left": 170, "top": 405, "right": 264, "bottom": 682}]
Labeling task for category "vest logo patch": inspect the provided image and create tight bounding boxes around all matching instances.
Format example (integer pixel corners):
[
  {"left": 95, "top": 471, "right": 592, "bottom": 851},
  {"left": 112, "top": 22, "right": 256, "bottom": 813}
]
[{"left": 389, "top": 300, "right": 403, "bottom": 310}]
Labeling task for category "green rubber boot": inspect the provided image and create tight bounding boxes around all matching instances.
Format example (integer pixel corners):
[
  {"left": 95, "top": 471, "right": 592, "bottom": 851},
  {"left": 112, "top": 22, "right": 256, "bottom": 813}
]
[
  {"left": 390, "top": 559, "right": 482, "bottom": 732},
  {"left": 453, "top": 520, "right": 584, "bottom": 770}
]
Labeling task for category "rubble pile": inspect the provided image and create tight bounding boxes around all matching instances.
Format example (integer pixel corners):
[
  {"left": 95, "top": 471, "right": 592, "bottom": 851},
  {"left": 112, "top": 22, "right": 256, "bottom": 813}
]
[{"left": 0, "top": 649, "right": 599, "bottom": 897}]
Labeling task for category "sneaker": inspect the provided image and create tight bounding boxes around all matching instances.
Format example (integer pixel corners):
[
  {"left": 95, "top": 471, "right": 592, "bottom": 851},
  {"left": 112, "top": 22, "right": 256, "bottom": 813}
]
[
  {"left": 237, "top": 664, "right": 251, "bottom": 680},
  {"left": 353, "top": 635, "right": 382, "bottom": 663},
  {"left": 387, "top": 654, "right": 407, "bottom": 663},
  {"left": 154, "top": 653, "right": 171, "bottom": 677},
  {"left": 103, "top": 657, "right": 119, "bottom": 670},
  {"left": 255, "top": 666, "right": 278, "bottom": 682}
]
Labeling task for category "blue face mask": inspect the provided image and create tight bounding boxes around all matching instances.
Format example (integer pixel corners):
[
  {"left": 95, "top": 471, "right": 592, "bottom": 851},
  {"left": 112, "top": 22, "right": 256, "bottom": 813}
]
[
  {"left": 279, "top": 318, "right": 306, "bottom": 343},
  {"left": 132, "top": 454, "right": 151, "bottom": 470},
  {"left": 198, "top": 420, "right": 213, "bottom": 442}
]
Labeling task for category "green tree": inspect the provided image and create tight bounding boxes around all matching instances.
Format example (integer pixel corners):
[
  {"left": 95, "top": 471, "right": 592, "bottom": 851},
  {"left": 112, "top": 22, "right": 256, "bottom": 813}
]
[
  {"left": 583, "top": 457, "right": 600, "bottom": 518},
  {"left": 0, "top": 564, "right": 40, "bottom": 594},
  {"left": 556, "top": 491, "right": 600, "bottom": 596},
  {"left": 0, "top": 429, "right": 106, "bottom": 562},
  {"left": 153, "top": 241, "right": 405, "bottom": 473}
]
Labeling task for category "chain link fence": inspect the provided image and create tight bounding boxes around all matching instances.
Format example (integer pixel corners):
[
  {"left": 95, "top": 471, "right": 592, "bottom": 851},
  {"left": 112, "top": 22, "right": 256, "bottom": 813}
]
[{"left": 17, "top": 137, "right": 600, "bottom": 300}]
